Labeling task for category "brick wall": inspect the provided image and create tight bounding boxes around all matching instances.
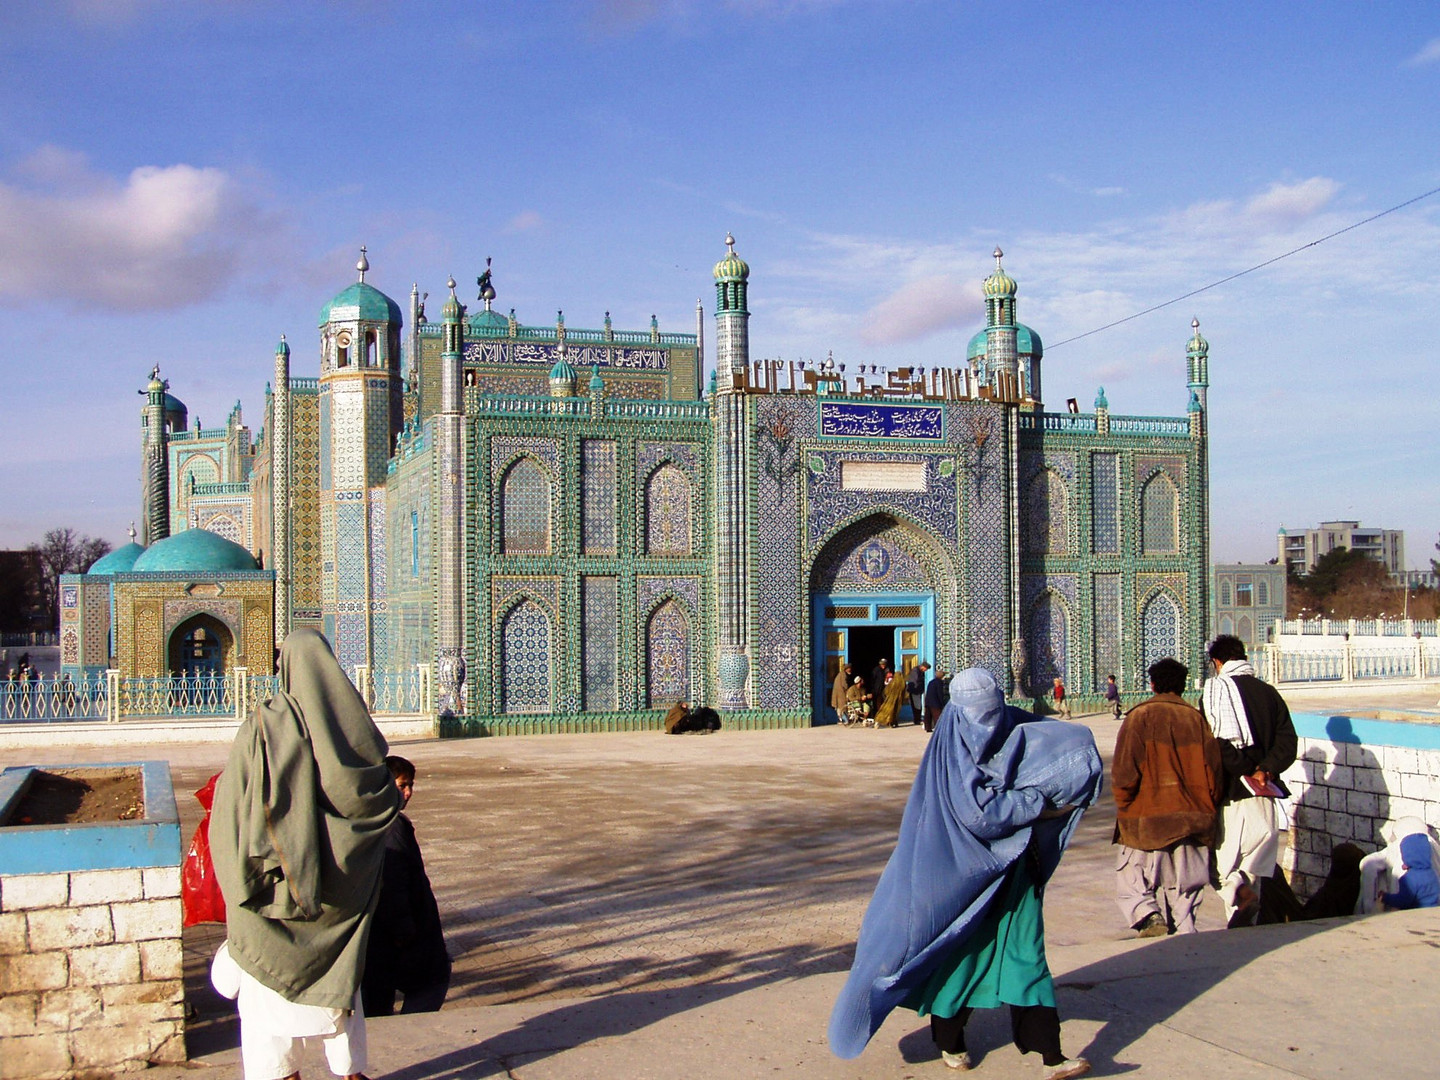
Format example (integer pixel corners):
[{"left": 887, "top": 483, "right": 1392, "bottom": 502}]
[
  {"left": 0, "top": 866, "right": 185, "bottom": 1079},
  {"left": 1279, "top": 713, "right": 1440, "bottom": 898}
]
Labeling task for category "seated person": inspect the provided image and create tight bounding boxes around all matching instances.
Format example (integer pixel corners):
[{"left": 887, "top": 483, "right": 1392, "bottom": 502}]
[
  {"left": 845, "top": 677, "right": 873, "bottom": 724},
  {"left": 1378, "top": 833, "right": 1440, "bottom": 911}
]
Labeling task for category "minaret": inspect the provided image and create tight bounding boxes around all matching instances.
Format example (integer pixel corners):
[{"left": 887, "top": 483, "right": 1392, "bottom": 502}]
[
  {"left": 271, "top": 335, "right": 292, "bottom": 646},
  {"left": 317, "top": 247, "right": 402, "bottom": 672},
  {"left": 983, "top": 248, "right": 1019, "bottom": 400},
  {"left": 434, "top": 277, "right": 467, "bottom": 713},
  {"left": 140, "top": 367, "right": 171, "bottom": 546},
  {"left": 712, "top": 234, "right": 752, "bottom": 710},
  {"left": 1186, "top": 317, "right": 1209, "bottom": 413}
]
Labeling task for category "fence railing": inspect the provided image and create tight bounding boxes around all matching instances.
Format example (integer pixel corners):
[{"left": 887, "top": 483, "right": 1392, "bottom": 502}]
[
  {"left": 0, "top": 673, "right": 108, "bottom": 721},
  {"left": 1256, "top": 639, "right": 1440, "bottom": 685},
  {"left": 0, "top": 666, "right": 431, "bottom": 723}
]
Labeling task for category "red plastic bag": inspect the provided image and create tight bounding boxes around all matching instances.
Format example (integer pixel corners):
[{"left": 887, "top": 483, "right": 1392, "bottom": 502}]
[{"left": 182, "top": 773, "right": 226, "bottom": 927}]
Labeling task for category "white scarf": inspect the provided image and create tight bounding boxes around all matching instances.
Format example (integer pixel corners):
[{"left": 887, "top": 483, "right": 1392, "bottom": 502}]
[{"left": 1203, "top": 659, "right": 1255, "bottom": 748}]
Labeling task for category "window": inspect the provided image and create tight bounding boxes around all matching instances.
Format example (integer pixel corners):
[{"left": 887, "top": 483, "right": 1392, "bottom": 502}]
[
  {"left": 1219, "top": 581, "right": 1231, "bottom": 607},
  {"left": 1236, "top": 582, "right": 1253, "bottom": 607},
  {"left": 1256, "top": 580, "right": 1269, "bottom": 606}
]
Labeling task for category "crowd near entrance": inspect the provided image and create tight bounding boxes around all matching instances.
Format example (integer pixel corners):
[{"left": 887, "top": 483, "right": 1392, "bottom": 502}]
[{"left": 815, "top": 595, "right": 932, "bottom": 724}]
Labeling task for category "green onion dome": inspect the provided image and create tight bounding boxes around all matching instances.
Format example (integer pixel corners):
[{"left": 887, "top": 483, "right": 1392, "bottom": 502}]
[
  {"left": 983, "top": 247, "right": 1017, "bottom": 299},
  {"left": 713, "top": 233, "right": 750, "bottom": 281}
]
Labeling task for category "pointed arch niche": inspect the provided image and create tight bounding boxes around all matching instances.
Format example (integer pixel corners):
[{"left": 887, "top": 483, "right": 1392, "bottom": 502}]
[
  {"left": 645, "top": 464, "right": 693, "bottom": 556},
  {"left": 501, "top": 599, "right": 553, "bottom": 714},
  {"left": 1141, "top": 472, "right": 1179, "bottom": 555},
  {"left": 501, "top": 457, "right": 553, "bottom": 554},
  {"left": 646, "top": 599, "right": 692, "bottom": 707}
]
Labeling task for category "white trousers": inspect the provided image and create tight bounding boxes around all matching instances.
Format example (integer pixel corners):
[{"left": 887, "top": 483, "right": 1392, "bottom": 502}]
[{"left": 1214, "top": 797, "right": 1279, "bottom": 921}]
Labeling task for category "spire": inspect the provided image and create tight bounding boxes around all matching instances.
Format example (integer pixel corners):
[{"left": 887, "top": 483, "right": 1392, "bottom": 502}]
[
  {"left": 357, "top": 246, "right": 369, "bottom": 283},
  {"left": 276, "top": 333, "right": 289, "bottom": 358},
  {"left": 128, "top": 522, "right": 137, "bottom": 544}
]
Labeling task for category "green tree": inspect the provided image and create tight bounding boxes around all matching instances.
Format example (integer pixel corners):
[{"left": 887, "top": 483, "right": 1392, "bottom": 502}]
[{"left": 26, "top": 529, "right": 111, "bottom": 630}]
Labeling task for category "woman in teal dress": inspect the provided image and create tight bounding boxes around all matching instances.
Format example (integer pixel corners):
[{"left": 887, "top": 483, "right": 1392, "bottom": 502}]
[{"left": 828, "top": 668, "right": 1102, "bottom": 1079}]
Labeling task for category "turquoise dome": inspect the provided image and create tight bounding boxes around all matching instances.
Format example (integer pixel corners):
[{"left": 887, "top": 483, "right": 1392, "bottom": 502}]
[
  {"left": 967, "top": 323, "right": 1044, "bottom": 360},
  {"left": 131, "top": 529, "right": 260, "bottom": 573},
  {"left": 88, "top": 543, "right": 145, "bottom": 575},
  {"left": 469, "top": 307, "right": 509, "bottom": 334},
  {"left": 318, "top": 282, "right": 403, "bottom": 327}
]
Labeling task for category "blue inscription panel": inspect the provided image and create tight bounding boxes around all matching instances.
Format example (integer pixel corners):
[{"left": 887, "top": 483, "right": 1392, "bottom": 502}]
[{"left": 818, "top": 402, "right": 944, "bottom": 440}]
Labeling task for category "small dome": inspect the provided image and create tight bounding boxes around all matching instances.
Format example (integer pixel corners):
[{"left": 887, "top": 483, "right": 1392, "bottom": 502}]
[
  {"left": 131, "top": 529, "right": 260, "bottom": 573},
  {"left": 713, "top": 233, "right": 750, "bottom": 281},
  {"left": 441, "top": 277, "right": 463, "bottom": 321},
  {"left": 1094, "top": 386, "right": 1109, "bottom": 410},
  {"left": 163, "top": 392, "right": 187, "bottom": 414},
  {"left": 276, "top": 335, "right": 290, "bottom": 358},
  {"left": 1187, "top": 318, "right": 1208, "bottom": 357},
  {"left": 318, "top": 281, "right": 404, "bottom": 327},
  {"left": 549, "top": 355, "right": 577, "bottom": 383},
  {"left": 983, "top": 247, "right": 1017, "bottom": 299},
  {"left": 88, "top": 542, "right": 146, "bottom": 575},
  {"left": 967, "top": 322, "right": 1043, "bottom": 360},
  {"left": 588, "top": 365, "right": 605, "bottom": 393},
  {"left": 1188, "top": 390, "right": 1202, "bottom": 413}
]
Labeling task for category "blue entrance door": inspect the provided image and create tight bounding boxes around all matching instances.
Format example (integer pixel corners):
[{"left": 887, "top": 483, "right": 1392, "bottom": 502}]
[{"left": 814, "top": 593, "right": 933, "bottom": 724}]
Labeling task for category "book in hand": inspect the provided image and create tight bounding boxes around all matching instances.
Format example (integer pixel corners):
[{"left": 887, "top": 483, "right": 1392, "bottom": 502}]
[{"left": 1241, "top": 775, "right": 1284, "bottom": 798}]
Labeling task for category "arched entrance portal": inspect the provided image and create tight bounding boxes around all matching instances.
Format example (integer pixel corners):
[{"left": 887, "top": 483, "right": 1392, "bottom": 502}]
[
  {"left": 167, "top": 614, "right": 234, "bottom": 676},
  {"left": 810, "top": 515, "right": 945, "bottom": 725}
]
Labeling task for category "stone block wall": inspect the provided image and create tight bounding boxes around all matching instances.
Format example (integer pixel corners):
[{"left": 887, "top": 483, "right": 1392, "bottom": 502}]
[
  {"left": 1279, "top": 713, "right": 1440, "bottom": 899},
  {"left": 0, "top": 865, "right": 185, "bottom": 1078}
]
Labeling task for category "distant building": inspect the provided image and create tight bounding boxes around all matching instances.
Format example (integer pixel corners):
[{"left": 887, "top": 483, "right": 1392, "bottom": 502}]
[
  {"left": 1211, "top": 563, "right": 1286, "bottom": 654},
  {"left": 1278, "top": 521, "right": 1404, "bottom": 577}
]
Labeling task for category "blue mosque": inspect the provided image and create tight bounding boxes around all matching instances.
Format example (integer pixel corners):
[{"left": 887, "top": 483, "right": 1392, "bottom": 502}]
[{"left": 60, "top": 238, "right": 1212, "bottom": 730}]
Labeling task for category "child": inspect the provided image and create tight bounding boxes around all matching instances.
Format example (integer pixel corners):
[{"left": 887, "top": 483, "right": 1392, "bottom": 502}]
[
  {"left": 1052, "top": 676, "right": 1071, "bottom": 719},
  {"left": 1377, "top": 833, "right": 1440, "bottom": 911},
  {"left": 1104, "top": 674, "right": 1121, "bottom": 719},
  {"left": 362, "top": 756, "right": 452, "bottom": 1016}
]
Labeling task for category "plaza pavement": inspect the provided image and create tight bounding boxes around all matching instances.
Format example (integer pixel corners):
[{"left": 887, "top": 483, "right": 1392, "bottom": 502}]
[{"left": 4, "top": 682, "right": 1437, "bottom": 1078}]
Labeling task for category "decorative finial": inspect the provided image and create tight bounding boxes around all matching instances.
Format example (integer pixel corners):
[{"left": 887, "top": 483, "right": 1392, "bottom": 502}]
[
  {"left": 477, "top": 257, "right": 495, "bottom": 308},
  {"left": 993, "top": 247, "right": 1004, "bottom": 267},
  {"left": 128, "top": 522, "right": 137, "bottom": 543},
  {"left": 725, "top": 232, "right": 736, "bottom": 253},
  {"left": 447, "top": 276, "right": 457, "bottom": 294},
  {"left": 357, "top": 246, "right": 369, "bottom": 282},
  {"left": 1192, "top": 317, "right": 1200, "bottom": 331},
  {"left": 280, "top": 333, "right": 286, "bottom": 343}
]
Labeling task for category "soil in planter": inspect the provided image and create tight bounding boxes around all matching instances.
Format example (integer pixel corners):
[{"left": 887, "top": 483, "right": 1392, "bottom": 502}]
[{"left": 7, "top": 768, "right": 144, "bottom": 825}]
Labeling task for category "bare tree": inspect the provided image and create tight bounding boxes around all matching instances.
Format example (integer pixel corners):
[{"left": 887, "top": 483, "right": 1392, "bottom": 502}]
[{"left": 26, "top": 529, "right": 112, "bottom": 629}]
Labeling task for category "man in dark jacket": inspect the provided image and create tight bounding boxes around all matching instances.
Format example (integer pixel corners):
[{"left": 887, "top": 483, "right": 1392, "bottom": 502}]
[
  {"left": 362, "top": 756, "right": 451, "bottom": 1015},
  {"left": 922, "top": 667, "right": 949, "bottom": 732},
  {"left": 904, "top": 662, "right": 929, "bottom": 726},
  {"left": 1112, "top": 658, "right": 1222, "bottom": 936},
  {"left": 1200, "top": 634, "right": 1297, "bottom": 926}
]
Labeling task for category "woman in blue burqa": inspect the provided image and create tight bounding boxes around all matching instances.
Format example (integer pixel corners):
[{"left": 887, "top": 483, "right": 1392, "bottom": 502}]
[{"left": 829, "top": 668, "right": 1103, "bottom": 1079}]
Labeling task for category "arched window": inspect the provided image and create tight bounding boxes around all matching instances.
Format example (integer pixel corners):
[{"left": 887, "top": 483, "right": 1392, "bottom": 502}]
[
  {"left": 1238, "top": 614, "right": 1254, "bottom": 646},
  {"left": 337, "top": 332, "right": 351, "bottom": 367},
  {"left": 1141, "top": 592, "right": 1182, "bottom": 681},
  {"left": 1256, "top": 580, "right": 1269, "bottom": 606},
  {"left": 646, "top": 464, "right": 692, "bottom": 556},
  {"left": 1141, "top": 473, "right": 1179, "bottom": 554},
  {"left": 1023, "top": 469, "right": 1068, "bottom": 554},
  {"left": 1028, "top": 592, "right": 1067, "bottom": 687},
  {"left": 647, "top": 600, "right": 691, "bottom": 707},
  {"left": 365, "top": 330, "right": 377, "bottom": 366},
  {"left": 501, "top": 458, "right": 552, "bottom": 554},
  {"left": 501, "top": 600, "right": 552, "bottom": 714},
  {"left": 1219, "top": 580, "right": 1232, "bottom": 606},
  {"left": 1220, "top": 614, "right": 1235, "bottom": 636}
]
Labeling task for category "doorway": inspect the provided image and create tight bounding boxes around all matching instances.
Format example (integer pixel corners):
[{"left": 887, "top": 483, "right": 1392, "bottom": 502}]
[
  {"left": 814, "top": 594, "right": 932, "bottom": 724},
  {"left": 167, "top": 615, "right": 233, "bottom": 676}
]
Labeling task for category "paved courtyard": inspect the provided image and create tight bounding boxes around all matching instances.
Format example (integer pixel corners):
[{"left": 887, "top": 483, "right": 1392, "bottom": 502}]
[{"left": 5, "top": 681, "right": 1438, "bottom": 1077}]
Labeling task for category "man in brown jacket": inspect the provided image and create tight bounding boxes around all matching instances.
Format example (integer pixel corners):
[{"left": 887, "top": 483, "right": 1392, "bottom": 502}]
[{"left": 1112, "top": 657, "right": 1222, "bottom": 937}]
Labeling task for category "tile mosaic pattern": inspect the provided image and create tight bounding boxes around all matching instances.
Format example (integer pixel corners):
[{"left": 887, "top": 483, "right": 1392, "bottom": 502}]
[
  {"left": 83, "top": 582, "right": 110, "bottom": 667},
  {"left": 1092, "top": 572, "right": 1122, "bottom": 691},
  {"left": 805, "top": 449, "right": 959, "bottom": 547},
  {"left": 812, "top": 519, "right": 933, "bottom": 594},
  {"left": 952, "top": 401, "right": 1010, "bottom": 683},
  {"left": 1022, "top": 468, "right": 1069, "bottom": 554},
  {"left": 502, "top": 599, "right": 552, "bottom": 714},
  {"left": 582, "top": 576, "right": 618, "bottom": 712},
  {"left": 1140, "top": 589, "right": 1182, "bottom": 680},
  {"left": 1028, "top": 590, "right": 1067, "bottom": 689},
  {"left": 645, "top": 464, "right": 693, "bottom": 556},
  {"left": 637, "top": 576, "right": 701, "bottom": 617},
  {"left": 646, "top": 599, "right": 691, "bottom": 706},
  {"left": 581, "top": 440, "right": 617, "bottom": 555},
  {"left": 1141, "top": 472, "right": 1179, "bottom": 554},
  {"left": 501, "top": 458, "right": 553, "bottom": 554},
  {"left": 1091, "top": 452, "right": 1120, "bottom": 554}
]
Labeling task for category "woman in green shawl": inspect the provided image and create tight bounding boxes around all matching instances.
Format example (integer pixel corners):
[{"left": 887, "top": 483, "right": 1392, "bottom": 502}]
[{"left": 210, "top": 629, "right": 401, "bottom": 1080}]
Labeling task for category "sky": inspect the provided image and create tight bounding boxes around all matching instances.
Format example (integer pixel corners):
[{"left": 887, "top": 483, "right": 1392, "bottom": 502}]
[{"left": 0, "top": 0, "right": 1437, "bottom": 567}]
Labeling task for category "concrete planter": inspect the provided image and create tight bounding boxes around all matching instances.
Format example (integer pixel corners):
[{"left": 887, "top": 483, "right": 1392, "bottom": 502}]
[{"left": 0, "top": 761, "right": 185, "bottom": 1078}]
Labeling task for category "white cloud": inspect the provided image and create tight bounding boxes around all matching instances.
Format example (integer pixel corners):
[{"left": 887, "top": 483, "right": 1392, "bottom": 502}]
[
  {"left": 858, "top": 275, "right": 979, "bottom": 344},
  {"left": 1243, "top": 177, "right": 1341, "bottom": 225},
  {"left": 503, "top": 210, "right": 545, "bottom": 234},
  {"left": 1405, "top": 37, "right": 1440, "bottom": 66},
  {"left": 0, "top": 148, "right": 258, "bottom": 310}
]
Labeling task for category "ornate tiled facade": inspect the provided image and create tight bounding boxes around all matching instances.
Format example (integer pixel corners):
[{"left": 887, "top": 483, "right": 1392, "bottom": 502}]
[{"left": 77, "top": 241, "right": 1209, "bottom": 725}]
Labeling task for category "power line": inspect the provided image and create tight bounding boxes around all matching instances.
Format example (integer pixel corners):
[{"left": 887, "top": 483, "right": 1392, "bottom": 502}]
[{"left": 1047, "top": 183, "right": 1440, "bottom": 349}]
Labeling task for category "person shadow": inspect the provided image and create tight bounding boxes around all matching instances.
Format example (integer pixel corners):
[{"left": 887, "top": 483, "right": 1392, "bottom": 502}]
[{"left": 1288, "top": 715, "right": 1389, "bottom": 903}]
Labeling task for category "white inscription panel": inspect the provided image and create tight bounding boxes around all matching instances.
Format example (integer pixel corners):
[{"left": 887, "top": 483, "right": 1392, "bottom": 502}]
[{"left": 840, "top": 460, "right": 927, "bottom": 492}]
